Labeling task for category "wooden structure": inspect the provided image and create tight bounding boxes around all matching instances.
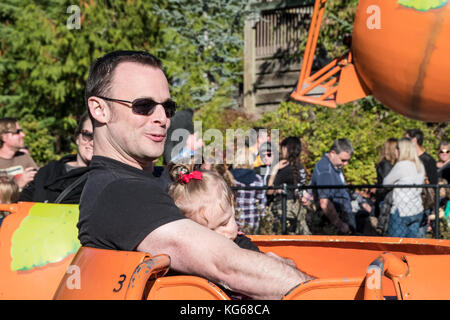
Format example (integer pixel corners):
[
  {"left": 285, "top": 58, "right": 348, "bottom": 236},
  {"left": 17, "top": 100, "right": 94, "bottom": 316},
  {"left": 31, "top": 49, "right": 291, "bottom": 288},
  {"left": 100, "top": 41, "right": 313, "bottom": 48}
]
[{"left": 243, "top": 0, "right": 315, "bottom": 117}]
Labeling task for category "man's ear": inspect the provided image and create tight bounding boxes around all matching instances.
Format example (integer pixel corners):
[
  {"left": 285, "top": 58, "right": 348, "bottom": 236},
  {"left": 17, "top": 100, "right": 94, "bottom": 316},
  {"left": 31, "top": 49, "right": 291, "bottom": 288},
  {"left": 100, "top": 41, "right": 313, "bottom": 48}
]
[{"left": 87, "top": 97, "right": 111, "bottom": 124}]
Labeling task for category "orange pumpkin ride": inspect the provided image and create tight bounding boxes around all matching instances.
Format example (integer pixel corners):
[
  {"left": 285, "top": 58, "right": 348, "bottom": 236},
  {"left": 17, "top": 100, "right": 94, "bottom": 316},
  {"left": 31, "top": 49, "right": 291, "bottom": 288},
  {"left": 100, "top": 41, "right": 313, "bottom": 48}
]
[{"left": 291, "top": 0, "right": 450, "bottom": 122}]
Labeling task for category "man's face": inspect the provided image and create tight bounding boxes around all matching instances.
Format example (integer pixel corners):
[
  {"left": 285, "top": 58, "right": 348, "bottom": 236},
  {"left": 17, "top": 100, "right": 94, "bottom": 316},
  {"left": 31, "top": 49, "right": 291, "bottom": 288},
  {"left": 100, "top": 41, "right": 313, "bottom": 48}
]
[
  {"left": 106, "top": 62, "right": 171, "bottom": 164},
  {"left": 329, "top": 150, "right": 351, "bottom": 169},
  {"left": 2, "top": 122, "right": 25, "bottom": 151}
]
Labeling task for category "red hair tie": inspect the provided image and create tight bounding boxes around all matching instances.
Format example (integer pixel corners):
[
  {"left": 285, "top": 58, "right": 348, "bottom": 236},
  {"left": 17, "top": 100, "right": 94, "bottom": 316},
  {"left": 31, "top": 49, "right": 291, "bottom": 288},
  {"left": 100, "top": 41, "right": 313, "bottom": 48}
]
[{"left": 178, "top": 170, "right": 203, "bottom": 184}]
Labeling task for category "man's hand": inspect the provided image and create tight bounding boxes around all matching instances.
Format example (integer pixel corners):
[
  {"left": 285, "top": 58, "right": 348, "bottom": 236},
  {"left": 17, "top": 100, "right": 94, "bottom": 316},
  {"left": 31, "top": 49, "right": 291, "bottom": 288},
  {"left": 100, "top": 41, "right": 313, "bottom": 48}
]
[{"left": 15, "top": 167, "right": 37, "bottom": 189}]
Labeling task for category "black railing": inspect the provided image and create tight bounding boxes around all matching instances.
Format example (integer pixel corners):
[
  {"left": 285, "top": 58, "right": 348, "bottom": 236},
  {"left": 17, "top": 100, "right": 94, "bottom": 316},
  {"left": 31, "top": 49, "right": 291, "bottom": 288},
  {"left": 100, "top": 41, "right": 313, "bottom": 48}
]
[{"left": 231, "top": 184, "right": 450, "bottom": 239}]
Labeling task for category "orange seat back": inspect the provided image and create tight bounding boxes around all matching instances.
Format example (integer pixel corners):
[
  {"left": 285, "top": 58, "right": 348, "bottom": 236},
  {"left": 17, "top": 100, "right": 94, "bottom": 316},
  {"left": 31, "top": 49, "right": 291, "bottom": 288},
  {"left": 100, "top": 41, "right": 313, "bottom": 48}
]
[
  {"left": 54, "top": 246, "right": 170, "bottom": 300},
  {"left": 0, "top": 202, "right": 81, "bottom": 299},
  {"left": 147, "top": 275, "right": 230, "bottom": 300}
]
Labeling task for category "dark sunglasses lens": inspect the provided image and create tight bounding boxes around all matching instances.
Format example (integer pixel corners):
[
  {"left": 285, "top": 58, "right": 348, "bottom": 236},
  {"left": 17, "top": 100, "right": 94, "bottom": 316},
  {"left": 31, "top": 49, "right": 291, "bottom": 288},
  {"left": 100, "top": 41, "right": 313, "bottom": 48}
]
[
  {"left": 162, "top": 100, "right": 177, "bottom": 118},
  {"left": 132, "top": 99, "right": 177, "bottom": 118},
  {"left": 81, "top": 131, "right": 93, "bottom": 140},
  {"left": 132, "top": 99, "right": 157, "bottom": 115}
]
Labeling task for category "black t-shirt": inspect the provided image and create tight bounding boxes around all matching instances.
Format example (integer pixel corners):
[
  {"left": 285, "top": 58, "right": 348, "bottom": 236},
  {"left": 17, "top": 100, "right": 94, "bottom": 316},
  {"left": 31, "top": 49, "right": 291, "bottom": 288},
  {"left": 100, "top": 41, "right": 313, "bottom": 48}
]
[
  {"left": 419, "top": 152, "right": 438, "bottom": 184},
  {"left": 77, "top": 156, "right": 186, "bottom": 251}
]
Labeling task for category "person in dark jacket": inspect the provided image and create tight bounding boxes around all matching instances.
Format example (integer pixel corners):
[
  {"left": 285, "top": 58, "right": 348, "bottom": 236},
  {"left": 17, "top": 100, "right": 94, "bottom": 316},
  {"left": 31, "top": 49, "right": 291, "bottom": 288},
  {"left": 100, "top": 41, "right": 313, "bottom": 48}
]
[
  {"left": 375, "top": 138, "right": 398, "bottom": 215},
  {"left": 19, "top": 112, "right": 93, "bottom": 204}
]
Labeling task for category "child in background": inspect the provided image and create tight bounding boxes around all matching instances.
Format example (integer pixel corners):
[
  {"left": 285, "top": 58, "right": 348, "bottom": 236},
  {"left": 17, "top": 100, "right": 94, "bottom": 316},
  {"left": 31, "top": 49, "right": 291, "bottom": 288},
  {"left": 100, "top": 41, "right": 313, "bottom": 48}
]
[{"left": 0, "top": 175, "right": 20, "bottom": 226}]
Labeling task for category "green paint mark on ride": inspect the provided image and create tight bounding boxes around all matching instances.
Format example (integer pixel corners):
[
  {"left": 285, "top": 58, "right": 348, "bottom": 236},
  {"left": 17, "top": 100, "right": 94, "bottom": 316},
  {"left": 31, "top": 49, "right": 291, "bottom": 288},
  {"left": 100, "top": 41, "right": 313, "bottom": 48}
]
[
  {"left": 398, "top": 0, "right": 449, "bottom": 11},
  {"left": 10, "top": 203, "right": 81, "bottom": 271}
]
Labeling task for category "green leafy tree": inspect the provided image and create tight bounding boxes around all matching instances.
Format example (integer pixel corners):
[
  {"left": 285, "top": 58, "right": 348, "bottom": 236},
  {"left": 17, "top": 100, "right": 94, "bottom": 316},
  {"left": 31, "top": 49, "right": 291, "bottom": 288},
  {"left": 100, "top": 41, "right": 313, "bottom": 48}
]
[{"left": 0, "top": 0, "right": 249, "bottom": 165}]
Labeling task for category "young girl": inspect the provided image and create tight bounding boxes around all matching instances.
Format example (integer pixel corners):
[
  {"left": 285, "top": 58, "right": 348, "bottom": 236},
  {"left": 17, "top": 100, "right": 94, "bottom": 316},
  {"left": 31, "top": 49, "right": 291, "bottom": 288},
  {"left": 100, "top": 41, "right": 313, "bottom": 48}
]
[
  {"left": 168, "top": 163, "right": 260, "bottom": 251},
  {"left": 168, "top": 163, "right": 299, "bottom": 263}
]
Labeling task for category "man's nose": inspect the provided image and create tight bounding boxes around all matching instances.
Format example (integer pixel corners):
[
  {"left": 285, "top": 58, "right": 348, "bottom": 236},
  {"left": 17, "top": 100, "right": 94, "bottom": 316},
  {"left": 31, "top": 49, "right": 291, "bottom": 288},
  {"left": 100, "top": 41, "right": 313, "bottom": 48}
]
[{"left": 151, "top": 104, "right": 169, "bottom": 124}]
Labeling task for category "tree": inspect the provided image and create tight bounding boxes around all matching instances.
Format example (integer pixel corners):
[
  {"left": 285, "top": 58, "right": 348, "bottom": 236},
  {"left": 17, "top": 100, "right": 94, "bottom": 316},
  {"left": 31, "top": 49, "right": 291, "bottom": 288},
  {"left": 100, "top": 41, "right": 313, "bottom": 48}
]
[{"left": 0, "top": 0, "right": 249, "bottom": 165}]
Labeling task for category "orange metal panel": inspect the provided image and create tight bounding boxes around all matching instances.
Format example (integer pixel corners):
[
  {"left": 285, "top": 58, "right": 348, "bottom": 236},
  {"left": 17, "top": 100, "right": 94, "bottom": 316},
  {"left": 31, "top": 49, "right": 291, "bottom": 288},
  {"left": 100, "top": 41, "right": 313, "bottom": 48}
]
[
  {"left": 283, "top": 277, "right": 365, "bottom": 300},
  {"left": 53, "top": 247, "right": 170, "bottom": 300},
  {"left": 0, "top": 202, "right": 77, "bottom": 300}
]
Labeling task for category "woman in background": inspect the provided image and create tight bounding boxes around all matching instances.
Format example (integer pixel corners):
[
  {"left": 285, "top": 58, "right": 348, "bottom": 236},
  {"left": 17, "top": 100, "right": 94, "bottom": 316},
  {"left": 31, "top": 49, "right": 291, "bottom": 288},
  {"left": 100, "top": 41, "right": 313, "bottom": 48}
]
[{"left": 383, "top": 138, "right": 425, "bottom": 238}]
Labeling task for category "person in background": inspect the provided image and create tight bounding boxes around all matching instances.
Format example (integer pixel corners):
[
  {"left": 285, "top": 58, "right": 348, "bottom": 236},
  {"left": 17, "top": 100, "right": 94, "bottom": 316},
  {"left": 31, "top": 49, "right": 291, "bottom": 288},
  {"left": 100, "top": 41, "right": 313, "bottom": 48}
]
[
  {"left": 383, "top": 138, "right": 425, "bottom": 238},
  {"left": 375, "top": 138, "right": 398, "bottom": 216},
  {"left": 0, "top": 118, "right": 38, "bottom": 190},
  {"left": 230, "top": 144, "right": 266, "bottom": 233},
  {"left": 254, "top": 141, "right": 278, "bottom": 186},
  {"left": 19, "top": 112, "right": 93, "bottom": 203},
  {"left": 309, "top": 138, "right": 354, "bottom": 235},
  {"left": 405, "top": 129, "right": 438, "bottom": 236},
  {"left": 0, "top": 174, "right": 20, "bottom": 226},
  {"left": 437, "top": 140, "right": 450, "bottom": 184},
  {"left": 248, "top": 127, "right": 271, "bottom": 168},
  {"left": 405, "top": 129, "right": 438, "bottom": 185},
  {"left": 267, "top": 137, "right": 309, "bottom": 234}
]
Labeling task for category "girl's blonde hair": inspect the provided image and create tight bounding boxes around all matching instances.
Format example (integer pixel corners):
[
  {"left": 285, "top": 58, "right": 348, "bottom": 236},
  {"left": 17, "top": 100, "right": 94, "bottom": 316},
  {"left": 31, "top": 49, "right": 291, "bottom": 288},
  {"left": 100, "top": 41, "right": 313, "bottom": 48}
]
[
  {"left": 168, "top": 163, "right": 234, "bottom": 224},
  {"left": 397, "top": 138, "right": 423, "bottom": 173},
  {"left": 0, "top": 175, "right": 20, "bottom": 204}
]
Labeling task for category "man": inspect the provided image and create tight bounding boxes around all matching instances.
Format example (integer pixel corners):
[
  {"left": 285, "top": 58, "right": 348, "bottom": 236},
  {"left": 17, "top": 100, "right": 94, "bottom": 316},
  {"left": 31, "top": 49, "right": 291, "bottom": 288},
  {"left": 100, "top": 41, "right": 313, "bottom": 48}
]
[
  {"left": 0, "top": 118, "right": 38, "bottom": 189},
  {"left": 77, "top": 50, "right": 311, "bottom": 300},
  {"left": 405, "top": 129, "right": 438, "bottom": 237},
  {"left": 310, "top": 138, "right": 354, "bottom": 235},
  {"left": 405, "top": 129, "right": 438, "bottom": 185}
]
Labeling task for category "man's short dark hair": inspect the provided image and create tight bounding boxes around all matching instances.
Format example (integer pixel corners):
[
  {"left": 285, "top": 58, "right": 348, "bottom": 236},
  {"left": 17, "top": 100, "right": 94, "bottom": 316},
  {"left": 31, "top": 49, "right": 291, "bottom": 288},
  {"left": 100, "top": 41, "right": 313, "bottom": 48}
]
[
  {"left": 330, "top": 138, "right": 354, "bottom": 155},
  {"left": 406, "top": 129, "right": 424, "bottom": 146},
  {"left": 85, "top": 50, "right": 163, "bottom": 109}
]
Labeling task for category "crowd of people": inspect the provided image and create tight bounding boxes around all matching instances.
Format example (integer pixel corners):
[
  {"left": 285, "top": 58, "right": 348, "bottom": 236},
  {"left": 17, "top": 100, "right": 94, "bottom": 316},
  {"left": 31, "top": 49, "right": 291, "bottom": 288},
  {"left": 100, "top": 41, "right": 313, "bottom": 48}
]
[
  {"left": 1, "top": 113, "right": 448, "bottom": 240},
  {"left": 0, "top": 50, "right": 449, "bottom": 299},
  {"left": 0, "top": 101, "right": 449, "bottom": 239}
]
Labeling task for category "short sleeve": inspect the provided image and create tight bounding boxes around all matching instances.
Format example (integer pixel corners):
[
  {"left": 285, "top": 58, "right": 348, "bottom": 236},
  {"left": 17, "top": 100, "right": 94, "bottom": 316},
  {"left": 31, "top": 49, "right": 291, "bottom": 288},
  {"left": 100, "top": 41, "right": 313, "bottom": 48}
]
[{"left": 88, "top": 178, "right": 186, "bottom": 251}]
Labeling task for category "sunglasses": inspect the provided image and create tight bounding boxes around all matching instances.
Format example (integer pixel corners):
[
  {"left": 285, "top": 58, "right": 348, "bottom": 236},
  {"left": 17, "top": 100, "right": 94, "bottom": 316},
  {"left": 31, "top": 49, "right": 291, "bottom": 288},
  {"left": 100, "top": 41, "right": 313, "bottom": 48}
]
[
  {"left": 6, "top": 129, "right": 23, "bottom": 135},
  {"left": 97, "top": 96, "right": 177, "bottom": 118},
  {"left": 80, "top": 130, "right": 94, "bottom": 142},
  {"left": 440, "top": 150, "right": 450, "bottom": 154}
]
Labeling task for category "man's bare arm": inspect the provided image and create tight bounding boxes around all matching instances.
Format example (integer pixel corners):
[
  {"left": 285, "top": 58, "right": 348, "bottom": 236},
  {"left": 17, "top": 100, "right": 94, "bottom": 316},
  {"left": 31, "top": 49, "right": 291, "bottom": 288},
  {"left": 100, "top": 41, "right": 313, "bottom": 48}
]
[{"left": 137, "top": 219, "right": 312, "bottom": 300}]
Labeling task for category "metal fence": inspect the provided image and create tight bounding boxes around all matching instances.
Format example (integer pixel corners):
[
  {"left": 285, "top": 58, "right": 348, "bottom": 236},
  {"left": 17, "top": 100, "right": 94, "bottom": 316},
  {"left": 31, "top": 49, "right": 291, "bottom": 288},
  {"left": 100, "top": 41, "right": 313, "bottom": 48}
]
[{"left": 231, "top": 184, "right": 450, "bottom": 239}]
